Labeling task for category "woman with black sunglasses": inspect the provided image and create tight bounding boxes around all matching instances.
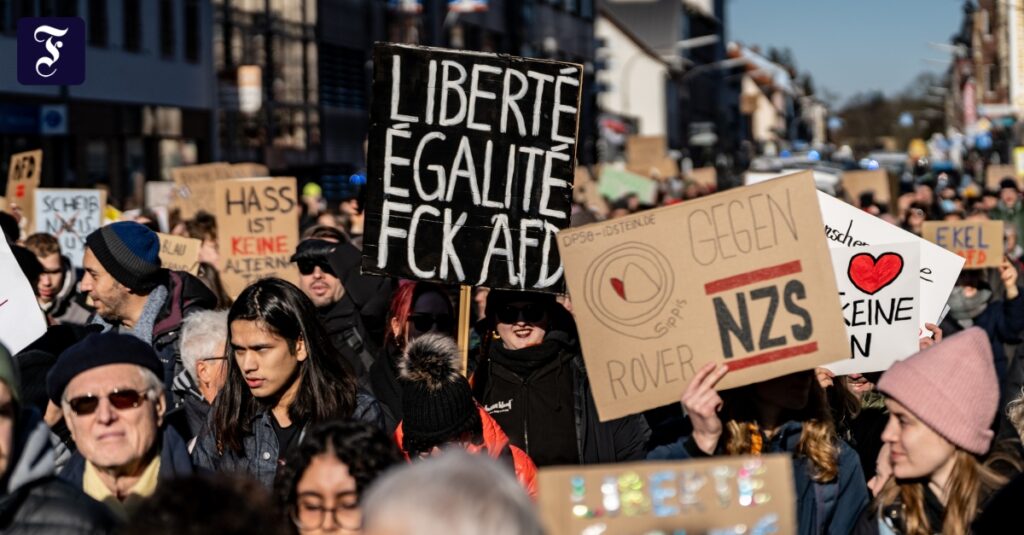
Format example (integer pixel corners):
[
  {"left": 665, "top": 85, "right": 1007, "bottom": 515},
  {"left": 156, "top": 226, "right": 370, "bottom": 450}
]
[
  {"left": 191, "top": 278, "right": 385, "bottom": 489},
  {"left": 369, "top": 281, "right": 456, "bottom": 429},
  {"left": 471, "top": 289, "right": 651, "bottom": 467}
]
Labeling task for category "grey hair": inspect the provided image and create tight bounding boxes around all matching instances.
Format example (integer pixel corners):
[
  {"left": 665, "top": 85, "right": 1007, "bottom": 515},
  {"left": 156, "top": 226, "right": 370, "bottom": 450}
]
[
  {"left": 1007, "top": 388, "right": 1024, "bottom": 443},
  {"left": 362, "top": 451, "right": 544, "bottom": 535},
  {"left": 179, "top": 310, "right": 230, "bottom": 383}
]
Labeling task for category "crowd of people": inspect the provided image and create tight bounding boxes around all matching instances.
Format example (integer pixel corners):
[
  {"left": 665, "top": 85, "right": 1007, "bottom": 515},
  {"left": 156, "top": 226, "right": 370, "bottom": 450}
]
[{"left": 1, "top": 165, "right": 1024, "bottom": 534}]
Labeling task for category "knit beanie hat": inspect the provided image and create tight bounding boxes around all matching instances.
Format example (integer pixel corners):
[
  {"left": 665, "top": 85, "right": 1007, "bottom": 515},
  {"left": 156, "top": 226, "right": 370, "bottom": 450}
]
[
  {"left": 0, "top": 343, "right": 21, "bottom": 404},
  {"left": 878, "top": 327, "right": 999, "bottom": 455},
  {"left": 46, "top": 332, "right": 164, "bottom": 404},
  {"left": 85, "top": 222, "right": 163, "bottom": 293},
  {"left": 399, "top": 333, "right": 480, "bottom": 455}
]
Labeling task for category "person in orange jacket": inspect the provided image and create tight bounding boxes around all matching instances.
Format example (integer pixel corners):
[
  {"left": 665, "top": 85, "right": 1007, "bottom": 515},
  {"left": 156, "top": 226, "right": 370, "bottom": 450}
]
[{"left": 392, "top": 333, "right": 538, "bottom": 497}]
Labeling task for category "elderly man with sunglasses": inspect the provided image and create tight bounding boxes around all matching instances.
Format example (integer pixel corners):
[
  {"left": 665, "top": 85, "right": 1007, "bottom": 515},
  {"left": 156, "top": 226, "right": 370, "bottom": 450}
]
[
  {"left": 290, "top": 239, "right": 393, "bottom": 389},
  {"left": 47, "top": 332, "right": 194, "bottom": 519}
]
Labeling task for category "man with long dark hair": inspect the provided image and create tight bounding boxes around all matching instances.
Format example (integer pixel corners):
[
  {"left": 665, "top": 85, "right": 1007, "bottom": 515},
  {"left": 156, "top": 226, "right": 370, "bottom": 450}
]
[{"left": 191, "top": 278, "right": 384, "bottom": 488}]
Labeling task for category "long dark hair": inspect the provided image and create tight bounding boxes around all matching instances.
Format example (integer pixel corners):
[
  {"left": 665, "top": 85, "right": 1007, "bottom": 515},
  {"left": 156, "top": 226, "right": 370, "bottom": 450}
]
[
  {"left": 213, "top": 278, "right": 358, "bottom": 455},
  {"left": 275, "top": 420, "right": 404, "bottom": 512}
]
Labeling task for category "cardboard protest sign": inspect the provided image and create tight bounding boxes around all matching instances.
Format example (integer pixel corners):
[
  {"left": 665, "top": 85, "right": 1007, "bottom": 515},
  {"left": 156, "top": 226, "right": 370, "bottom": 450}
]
[
  {"left": 5, "top": 149, "right": 43, "bottom": 233},
  {"left": 922, "top": 220, "right": 1004, "bottom": 269},
  {"left": 227, "top": 162, "right": 270, "bottom": 178},
  {"left": 824, "top": 243, "right": 921, "bottom": 375},
  {"left": 626, "top": 136, "right": 665, "bottom": 169},
  {"left": 559, "top": 171, "right": 848, "bottom": 421},
  {"left": 689, "top": 166, "right": 718, "bottom": 190},
  {"left": 599, "top": 167, "right": 658, "bottom": 205},
  {"left": 538, "top": 454, "right": 795, "bottom": 535},
  {"left": 361, "top": 44, "right": 582, "bottom": 292},
  {"left": 215, "top": 177, "right": 300, "bottom": 297},
  {"left": 0, "top": 197, "right": 7, "bottom": 212},
  {"left": 0, "top": 237, "right": 47, "bottom": 354},
  {"left": 145, "top": 181, "right": 176, "bottom": 209},
  {"left": 842, "top": 169, "right": 890, "bottom": 206},
  {"left": 172, "top": 163, "right": 234, "bottom": 219},
  {"left": 817, "top": 191, "right": 964, "bottom": 331},
  {"left": 157, "top": 233, "right": 202, "bottom": 275},
  {"left": 986, "top": 164, "right": 1018, "bottom": 190},
  {"left": 1015, "top": 147, "right": 1024, "bottom": 178},
  {"left": 33, "top": 189, "right": 106, "bottom": 268}
]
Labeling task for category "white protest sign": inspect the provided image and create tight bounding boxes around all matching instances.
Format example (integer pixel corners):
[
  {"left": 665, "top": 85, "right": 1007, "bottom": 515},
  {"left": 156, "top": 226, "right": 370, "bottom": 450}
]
[
  {"left": 817, "top": 191, "right": 964, "bottom": 331},
  {"left": 33, "top": 189, "right": 105, "bottom": 268},
  {"left": 0, "top": 238, "right": 47, "bottom": 354},
  {"left": 824, "top": 243, "right": 921, "bottom": 375}
]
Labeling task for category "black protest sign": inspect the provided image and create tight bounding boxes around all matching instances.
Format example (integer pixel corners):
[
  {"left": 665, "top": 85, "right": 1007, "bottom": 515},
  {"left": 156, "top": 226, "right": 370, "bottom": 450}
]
[{"left": 362, "top": 43, "right": 583, "bottom": 293}]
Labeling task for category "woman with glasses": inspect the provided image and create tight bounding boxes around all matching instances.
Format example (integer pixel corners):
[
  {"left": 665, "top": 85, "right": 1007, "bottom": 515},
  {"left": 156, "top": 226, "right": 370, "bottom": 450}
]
[
  {"left": 191, "top": 278, "right": 385, "bottom": 489},
  {"left": 369, "top": 281, "right": 455, "bottom": 428},
  {"left": 275, "top": 420, "right": 403, "bottom": 534},
  {"left": 471, "top": 290, "right": 651, "bottom": 467}
]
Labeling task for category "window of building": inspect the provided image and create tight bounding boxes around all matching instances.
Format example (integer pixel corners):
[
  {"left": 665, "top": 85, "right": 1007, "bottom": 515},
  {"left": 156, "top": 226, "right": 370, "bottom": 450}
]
[
  {"left": 988, "top": 63, "right": 999, "bottom": 93},
  {"left": 88, "top": 0, "right": 107, "bottom": 46},
  {"left": 160, "top": 0, "right": 175, "bottom": 58},
  {"left": 319, "top": 44, "right": 367, "bottom": 110},
  {"left": 185, "top": 0, "right": 200, "bottom": 62},
  {"left": 980, "top": 9, "right": 992, "bottom": 37},
  {"left": 123, "top": 0, "right": 141, "bottom": 52}
]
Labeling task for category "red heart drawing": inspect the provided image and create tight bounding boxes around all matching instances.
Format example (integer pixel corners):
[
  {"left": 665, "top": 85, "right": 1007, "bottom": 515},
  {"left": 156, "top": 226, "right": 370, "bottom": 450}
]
[
  {"left": 847, "top": 252, "right": 904, "bottom": 295},
  {"left": 610, "top": 278, "right": 626, "bottom": 300}
]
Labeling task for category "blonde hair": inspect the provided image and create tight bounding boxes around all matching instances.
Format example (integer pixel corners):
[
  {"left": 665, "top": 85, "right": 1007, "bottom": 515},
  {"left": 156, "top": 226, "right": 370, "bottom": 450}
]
[
  {"left": 874, "top": 449, "right": 1006, "bottom": 535},
  {"left": 1006, "top": 388, "right": 1024, "bottom": 443},
  {"left": 720, "top": 375, "right": 839, "bottom": 483}
]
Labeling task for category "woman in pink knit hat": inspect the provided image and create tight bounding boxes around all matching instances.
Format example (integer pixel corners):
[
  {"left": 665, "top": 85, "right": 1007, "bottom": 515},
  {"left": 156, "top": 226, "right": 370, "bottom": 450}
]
[{"left": 855, "top": 327, "right": 1009, "bottom": 534}]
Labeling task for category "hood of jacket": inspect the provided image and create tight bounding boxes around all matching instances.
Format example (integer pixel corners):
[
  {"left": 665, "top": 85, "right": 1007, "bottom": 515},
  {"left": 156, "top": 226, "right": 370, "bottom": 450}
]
[
  {"left": 40, "top": 256, "right": 78, "bottom": 313},
  {"left": 152, "top": 271, "right": 218, "bottom": 340},
  {"left": 3, "top": 408, "right": 55, "bottom": 494},
  {"left": 394, "top": 404, "right": 513, "bottom": 461}
]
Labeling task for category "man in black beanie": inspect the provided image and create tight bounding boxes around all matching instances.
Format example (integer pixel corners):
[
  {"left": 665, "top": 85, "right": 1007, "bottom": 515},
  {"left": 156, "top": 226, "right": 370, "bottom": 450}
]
[
  {"left": 393, "top": 333, "right": 537, "bottom": 496},
  {"left": 81, "top": 222, "right": 215, "bottom": 400}
]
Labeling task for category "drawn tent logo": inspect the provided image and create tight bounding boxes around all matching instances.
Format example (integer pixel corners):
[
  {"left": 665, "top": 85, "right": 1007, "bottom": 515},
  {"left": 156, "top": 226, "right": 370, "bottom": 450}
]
[{"left": 584, "top": 242, "right": 675, "bottom": 340}]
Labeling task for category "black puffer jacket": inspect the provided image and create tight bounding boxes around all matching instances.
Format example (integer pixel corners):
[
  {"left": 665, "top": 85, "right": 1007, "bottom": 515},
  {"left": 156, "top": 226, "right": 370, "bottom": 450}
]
[{"left": 0, "top": 408, "right": 116, "bottom": 534}]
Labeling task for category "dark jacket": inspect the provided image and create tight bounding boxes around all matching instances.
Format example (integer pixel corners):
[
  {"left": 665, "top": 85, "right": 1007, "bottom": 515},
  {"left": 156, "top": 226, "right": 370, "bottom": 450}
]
[
  {"left": 852, "top": 485, "right": 945, "bottom": 535},
  {"left": 93, "top": 271, "right": 216, "bottom": 403},
  {"left": 974, "top": 470, "right": 1024, "bottom": 534},
  {"left": 0, "top": 409, "right": 116, "bottom": 534},
  {"left": 473, "top": 335, "right": 651, "bottom": 466},
  {"left": 368, "top": 343, "right": 402, "bottom": 432},
  {"left": 190, "top": 393, "right": 384, "bottom": 488},
  {"left": 59, "top": 426, "right": 195, "bottom": 490},
  {"left": 322, "top": 243, "right": 394, "bottom": 389},
  {"left": 648, "top": 421, "right": 869, "bottom": 535},
  {"left": 940, "top": 291, "right": 1024, "bottom": 388}
]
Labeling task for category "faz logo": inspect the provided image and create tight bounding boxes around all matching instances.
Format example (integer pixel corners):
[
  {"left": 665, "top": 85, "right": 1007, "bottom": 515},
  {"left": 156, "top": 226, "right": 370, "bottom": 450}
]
[{"left": 17, "top": 17, "right": 85, "bottom": 85}]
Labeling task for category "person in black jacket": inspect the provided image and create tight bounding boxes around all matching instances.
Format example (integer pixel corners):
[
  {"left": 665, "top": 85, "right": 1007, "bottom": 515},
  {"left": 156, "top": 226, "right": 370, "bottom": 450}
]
[
  {"left": 0, "top": 342, "right": 116, "bottom": 534},
  {"left": 290, "top": 239, "right": 393, "bottom": 389},
  {"left": 472, "top": 289, "right": 650, "bottom": 467}
]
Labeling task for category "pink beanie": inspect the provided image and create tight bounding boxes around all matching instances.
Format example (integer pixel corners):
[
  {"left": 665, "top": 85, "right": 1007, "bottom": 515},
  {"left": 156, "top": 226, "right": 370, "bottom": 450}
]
[{"left": 877, "top": 327, "right": 999, "bottom": 455}]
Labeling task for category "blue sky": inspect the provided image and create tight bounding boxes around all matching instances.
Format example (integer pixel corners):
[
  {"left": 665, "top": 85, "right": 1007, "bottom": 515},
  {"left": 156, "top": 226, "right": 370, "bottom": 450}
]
[{"left": 727, "top": 0, "right": 964, "bottom": 105}]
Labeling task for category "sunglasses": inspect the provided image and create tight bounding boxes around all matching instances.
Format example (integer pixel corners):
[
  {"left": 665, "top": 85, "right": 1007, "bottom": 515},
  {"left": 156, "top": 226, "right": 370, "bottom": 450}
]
[
  {"left": 297, "top": 259, "right": 335, "bottom": 276},
  {"left": 66, "top": 388, "right": 153, "bottom": 416},
  {"left": 496, "top": 303, "right": 547, "bottom": 324},
  {"left": 408, "top": 314, "right": 454, "bottom": 333}
]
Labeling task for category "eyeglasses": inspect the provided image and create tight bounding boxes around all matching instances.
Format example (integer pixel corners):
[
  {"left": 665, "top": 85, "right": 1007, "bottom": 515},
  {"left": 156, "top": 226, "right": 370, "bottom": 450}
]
[
  {"left": 297, "top": 259, "right": 335, "bottom": 276},
  {"left": 65, "top": 388, "right": 154, "bottom": 416},
  {"left": 496, "top": 303, "right": 547, "bottom": 324},
  {"left": 408, "top": 313, "right": 454, "bottom": 333},
  {"left": 292, "top": 497, "right": 360, "bottom": 531}
]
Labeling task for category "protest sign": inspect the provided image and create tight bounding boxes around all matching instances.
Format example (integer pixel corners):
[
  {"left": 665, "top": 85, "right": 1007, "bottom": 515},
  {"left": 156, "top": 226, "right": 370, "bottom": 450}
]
[
  {"left": 538, "top": 454, "right": 795, "bottom": 535},
  {"left": 215, "top": 177, "right": 300, "bottom": 297},
  {"left": 0, "top": 197, "right": 6, "bottom": 212},
  {"left": 817, "top": 191, "right": 964, "bottom": 331},
  {"left": 1015, "top": 147, "right": 1024, "bottom": 178},
  {"left": 0, "top": 237, "right": 47, "bottom": 354},
  {"left": 922, "top": 220, "right": 1004, "bottom": 269},
  {"left": 689, "top": 166, "right": 718, "bottom": 190},
  {"left": 361, "top": 43, "right": 582, "bottom": 292},
  {"left": 842, "top": 169, "right": 890, "bottom": 206},
  {"left": 986, "top": 164, "right": 1018, "bottom": 190},
  {"left": 559, "top": 171, "right": 848, "bottom": 421},
  {"left": 157, "top": 233, "right": 201, "bottom": 275},
  {"left": 145, "top": 181, "right": 176, "bottom": 209},
  {"left": 33, "top": 189, "right": 105, "bottom": 268},
  {"left": 823, "top": 243, "right": 920, "bottom": 375},
  {"left": 228, "top": 162, "right": 270, "bottom": 178},
  {"left": 599, "top": 167, "right": 658, "bottom": 205},
  {"left": 172, "top": 163, "right": 234, "bottom": 218},
  {"left": 625, "top": 136, "right": 678, "bottom": 179},
  {"left": 5, "top": 149, "right": 43, "bottom": 233}
]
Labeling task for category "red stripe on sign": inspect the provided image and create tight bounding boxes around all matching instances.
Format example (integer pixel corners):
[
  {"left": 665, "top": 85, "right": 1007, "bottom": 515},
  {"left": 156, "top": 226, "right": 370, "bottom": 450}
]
[
  {"left": 724, "top": 342, "right": 820, "bottom": 371},
  {"left": 704, "top": 261, "right": 803, "bottom": 295}
]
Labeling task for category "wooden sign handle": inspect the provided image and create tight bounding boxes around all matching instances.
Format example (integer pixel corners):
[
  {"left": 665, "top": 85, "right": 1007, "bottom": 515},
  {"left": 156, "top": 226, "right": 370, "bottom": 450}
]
[{"left": 458, "top": 285, "right": 472, "bottom": 376}]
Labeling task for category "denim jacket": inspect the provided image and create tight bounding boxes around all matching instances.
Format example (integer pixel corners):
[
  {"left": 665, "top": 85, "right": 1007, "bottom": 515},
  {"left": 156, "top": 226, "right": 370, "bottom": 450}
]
[{"left": 191, "top": 393, "right": 384, "bottom": 488}]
